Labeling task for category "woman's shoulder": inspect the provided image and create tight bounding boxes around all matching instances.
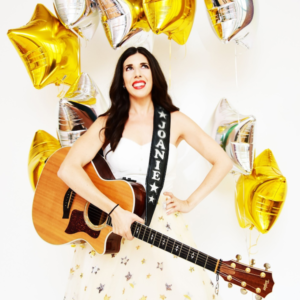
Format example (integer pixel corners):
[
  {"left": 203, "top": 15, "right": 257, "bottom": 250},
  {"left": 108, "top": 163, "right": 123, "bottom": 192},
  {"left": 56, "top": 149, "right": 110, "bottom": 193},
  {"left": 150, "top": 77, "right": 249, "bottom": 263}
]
[
  {"left": 95, "top": 114, "right": 108, "bottom": 128},
  {"left": 170, "top": 110, "right": 192, "bottom": 124}
]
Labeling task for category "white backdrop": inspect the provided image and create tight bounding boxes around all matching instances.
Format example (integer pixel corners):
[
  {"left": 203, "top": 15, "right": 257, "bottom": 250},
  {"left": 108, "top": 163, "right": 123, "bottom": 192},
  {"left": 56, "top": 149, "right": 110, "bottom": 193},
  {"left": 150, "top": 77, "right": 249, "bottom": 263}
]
[{"left": 1, "top": 0, "right": 299, "bottom": 299}]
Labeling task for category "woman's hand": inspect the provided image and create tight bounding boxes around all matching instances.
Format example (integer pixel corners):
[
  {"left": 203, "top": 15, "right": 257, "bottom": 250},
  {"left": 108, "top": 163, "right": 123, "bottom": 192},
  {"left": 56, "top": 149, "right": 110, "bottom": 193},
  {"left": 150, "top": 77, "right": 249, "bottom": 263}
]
[
  {"left": 163, "top": 192, "right": 193, "bottom": 215},
  {"left": 110, "top": 206, "right": 144, "bottom": 240}
]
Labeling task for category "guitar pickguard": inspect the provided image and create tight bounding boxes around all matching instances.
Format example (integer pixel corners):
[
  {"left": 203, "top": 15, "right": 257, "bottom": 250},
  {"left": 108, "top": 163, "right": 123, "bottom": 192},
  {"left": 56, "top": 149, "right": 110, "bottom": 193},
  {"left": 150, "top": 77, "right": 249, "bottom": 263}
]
[{"left": 65, "top": 210, "right": 100, "bottom": 238}]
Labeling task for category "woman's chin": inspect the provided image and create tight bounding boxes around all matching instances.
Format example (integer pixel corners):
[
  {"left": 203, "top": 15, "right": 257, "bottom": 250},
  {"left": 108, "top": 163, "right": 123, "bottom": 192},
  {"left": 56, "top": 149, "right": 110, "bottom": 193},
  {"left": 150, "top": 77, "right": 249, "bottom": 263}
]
[{"left": 128, "top": 88, "right": 152, "bottom": 99}]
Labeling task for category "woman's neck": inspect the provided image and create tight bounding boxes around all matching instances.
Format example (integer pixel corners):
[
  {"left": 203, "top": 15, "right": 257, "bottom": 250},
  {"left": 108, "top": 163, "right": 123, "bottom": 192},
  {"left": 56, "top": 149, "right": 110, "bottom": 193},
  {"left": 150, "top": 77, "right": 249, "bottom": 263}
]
[{"left": 128, "top": 95, "right": 154, "bottom": 116}]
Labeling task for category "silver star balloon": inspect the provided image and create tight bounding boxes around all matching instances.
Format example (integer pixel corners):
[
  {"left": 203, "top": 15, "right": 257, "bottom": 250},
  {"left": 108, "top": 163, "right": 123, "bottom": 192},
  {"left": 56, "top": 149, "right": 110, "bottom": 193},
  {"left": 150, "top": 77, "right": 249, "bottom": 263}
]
[
  {"left": 54, "top": 0, "right": 101, "bottom": 40},
  {"left": 63, "top": 72, "right": 108, "bottom": 117},
  {"left": 57, "top": 98, "right": 97, "bottom": 147},
  {"left": 212, "top": 98, "right": 256, "bottom": 175},
  {"left": 204, "top": 0, "right": 254, "bottom": 48},
  {"left": 97, "top": 0, "right": 151, "bottom": 49}
]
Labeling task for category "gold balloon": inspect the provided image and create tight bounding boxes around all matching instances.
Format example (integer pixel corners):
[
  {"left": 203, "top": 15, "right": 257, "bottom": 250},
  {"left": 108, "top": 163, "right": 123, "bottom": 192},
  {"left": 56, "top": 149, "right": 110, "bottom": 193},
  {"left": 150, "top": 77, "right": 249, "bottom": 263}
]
[
  {"left": 28, "top": 130, "right": 61, "bottom": 190},
  {"left": 235, "top": 149, "right": 287, "bottom": 234},
  {"left": 143, "top": 0, "right": 196, "bottom": 45},
  {"left": 7, "top": 4, "right": 81, "bottom": 89}
]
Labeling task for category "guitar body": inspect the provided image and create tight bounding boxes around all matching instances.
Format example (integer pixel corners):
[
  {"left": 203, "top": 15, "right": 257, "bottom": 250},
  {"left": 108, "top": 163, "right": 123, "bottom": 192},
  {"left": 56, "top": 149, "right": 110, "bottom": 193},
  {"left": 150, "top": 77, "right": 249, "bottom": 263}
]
[{"left": 32, "top": 147, "right": 146, "bottom": 254}]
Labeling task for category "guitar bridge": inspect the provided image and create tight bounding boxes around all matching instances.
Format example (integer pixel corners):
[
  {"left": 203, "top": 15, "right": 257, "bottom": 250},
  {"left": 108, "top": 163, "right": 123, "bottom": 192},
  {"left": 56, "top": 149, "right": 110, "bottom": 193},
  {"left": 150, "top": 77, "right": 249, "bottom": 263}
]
[
  {"left": 121, "top": 177, "right": 137, "bottom": 183},
  {"left": 63, "top": 188, "right": 75, "bottom": 219}
]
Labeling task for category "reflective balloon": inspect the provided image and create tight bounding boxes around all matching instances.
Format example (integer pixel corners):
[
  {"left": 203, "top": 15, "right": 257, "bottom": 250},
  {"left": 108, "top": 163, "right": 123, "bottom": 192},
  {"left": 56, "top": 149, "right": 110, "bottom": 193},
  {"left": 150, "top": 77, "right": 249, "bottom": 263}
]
[
  {"left": 54, "top": 0, "right": 100, "bottom": 40},
  {"left": 143, "top": 0, "right": 196, "bottom": 45},
  {"left": 64, "top": 73, "right": 108, "bottom": 116},
  {"left": 235, "top": 149, "right": 287, "bottom": 234},
  {"left": 204, "top": 0, "right": 254, "bottom": 47},
  {"left": 97, "top": 0, "right": 151, "bottom": 49},
  {"left": 57, "top": 99, "right": 97, "bottom": 147},
  {"left": 212, "top": 99, "right": 256, "bottom": 175},
  {"left": 7, "top": 4, "right": 80, "bottom": 89},
  {"left": 28, "top": 130, "right": 61, "bottom": 190}
]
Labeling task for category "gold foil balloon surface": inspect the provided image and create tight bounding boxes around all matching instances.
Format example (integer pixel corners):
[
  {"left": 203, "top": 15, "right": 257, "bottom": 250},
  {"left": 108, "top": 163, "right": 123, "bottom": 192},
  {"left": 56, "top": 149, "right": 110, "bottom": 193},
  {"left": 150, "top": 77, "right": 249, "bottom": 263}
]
[
  {"left": 235, "top": 149, "right": 287, "bottom": 234},
  {"left": 64, "top": 73, "right": 108, "bottom": 116},
  {"left": 204, "top": 0, "right": 254, "bottom": 47},
  {"left": 7, "top": 4, "right": 81, "bottom": 89},
  {"left": 57, "top": 99, "right": 97, "bottom": 147},
  {"left": 54, "top": 0, "right": 101, "bottom": 40},
  {"left": 28, "top": 130, "right": 61, "bottom": 190},
  {"left": 143, "top": 0, "right": 196, "bottom": 45},
  {"left": 98, "top": 0, "right": 151, "bottom": 49},
  {"left": 212, "top": 99, "right": 256, "bottom": 175}
]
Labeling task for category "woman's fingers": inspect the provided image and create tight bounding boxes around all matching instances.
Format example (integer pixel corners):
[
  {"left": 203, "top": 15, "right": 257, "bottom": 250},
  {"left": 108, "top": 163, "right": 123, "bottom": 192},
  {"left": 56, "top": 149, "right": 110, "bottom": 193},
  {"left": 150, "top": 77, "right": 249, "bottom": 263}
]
[
  {"left": 166, "top": 203, "right": 176, "bottom": 210},
  {"left": 167, "top": 208, "right": 178, "bottom": 215},
  {"left": 163, "top": 191, "right": 173, "bottom": 197},
  {"left": 133, "top": 214, "right": 145, "bottom": 224}
]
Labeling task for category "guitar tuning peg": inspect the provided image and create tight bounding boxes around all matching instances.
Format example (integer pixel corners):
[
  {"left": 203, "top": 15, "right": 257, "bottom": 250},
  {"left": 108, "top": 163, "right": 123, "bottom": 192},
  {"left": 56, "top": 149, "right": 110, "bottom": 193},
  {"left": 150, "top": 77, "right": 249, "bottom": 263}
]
[
  {"left": 250, "top": 259, "right": 255, "bottom": 266},
  {"left": 228, "top": 283, "right": 233, "bottom": 288},
  {"left": 240, "top": 288, "right": 248, "bottom": 295},
  {"left": 255, "top": 295, "right": 262, "bottom": 300},
  {"left": 236, "top": 254, "right": 242, "bottom": 262},
  {"left": 264, "top": 263, "right": 271, "bottom": 271}
]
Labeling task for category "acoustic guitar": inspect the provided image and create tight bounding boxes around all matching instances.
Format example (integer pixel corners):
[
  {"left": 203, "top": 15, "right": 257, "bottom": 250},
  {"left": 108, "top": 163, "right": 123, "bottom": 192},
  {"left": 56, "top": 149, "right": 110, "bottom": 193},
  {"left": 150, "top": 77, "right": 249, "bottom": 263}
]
[{"left": 32, "top": 147, "right": 274, "bottom": 298}]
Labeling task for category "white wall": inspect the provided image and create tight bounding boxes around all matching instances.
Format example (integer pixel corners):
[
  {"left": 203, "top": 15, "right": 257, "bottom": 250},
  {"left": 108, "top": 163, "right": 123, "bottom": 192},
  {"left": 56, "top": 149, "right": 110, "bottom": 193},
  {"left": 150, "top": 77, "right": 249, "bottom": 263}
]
[{"left": 1, "top": 0, "right": 299, "bottom": 299}]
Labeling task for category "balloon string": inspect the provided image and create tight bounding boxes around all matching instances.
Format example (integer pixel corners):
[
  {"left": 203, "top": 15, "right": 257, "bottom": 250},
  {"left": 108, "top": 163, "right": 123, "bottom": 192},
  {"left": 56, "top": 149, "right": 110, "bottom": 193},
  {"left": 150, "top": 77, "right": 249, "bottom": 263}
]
[
  {"left": 234, "top": 44, "right": 238, "bottom": 89},
  {"left": 57, "top": 83, "right": 66, "bottom": 98},
  {"left": 169, "top": 39, "right": 172, "bottom": 88},
  {"left": 248, "top": 229, "right": 261, "bottom": 256},
  {"left": 234, "top": 44, "right": 240, "bottom": 126}
]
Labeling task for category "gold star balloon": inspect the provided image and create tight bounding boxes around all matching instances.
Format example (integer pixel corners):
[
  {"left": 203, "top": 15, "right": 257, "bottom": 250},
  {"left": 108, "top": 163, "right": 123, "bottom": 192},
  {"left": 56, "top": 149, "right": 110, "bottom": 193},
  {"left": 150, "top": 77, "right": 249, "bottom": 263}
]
[
  {"left": 28, "top": 130, "right": 61, "bottom": 190},
  {"left": 235, "top": 149, "right": 287, "bottom": 234},
  {"left": 7, "top": 4, "right": 81, "bottom": 89},
  {"left": 143, "top": 0, "right": 196, "bottom": 45}
]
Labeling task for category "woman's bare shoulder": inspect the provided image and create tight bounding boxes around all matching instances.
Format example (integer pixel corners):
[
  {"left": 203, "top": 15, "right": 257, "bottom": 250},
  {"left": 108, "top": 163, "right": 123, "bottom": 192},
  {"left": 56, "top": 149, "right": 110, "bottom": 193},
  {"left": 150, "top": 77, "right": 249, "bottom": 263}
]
[{"left": 170, "top": 110, "right": 194, "bottom": 126}]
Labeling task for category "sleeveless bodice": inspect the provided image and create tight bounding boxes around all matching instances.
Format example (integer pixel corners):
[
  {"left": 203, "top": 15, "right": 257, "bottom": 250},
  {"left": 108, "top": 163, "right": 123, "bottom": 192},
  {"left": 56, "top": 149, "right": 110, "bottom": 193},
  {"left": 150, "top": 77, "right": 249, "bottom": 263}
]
[{"left": 103, "top": 137, "right": 177, "bottom": 192}]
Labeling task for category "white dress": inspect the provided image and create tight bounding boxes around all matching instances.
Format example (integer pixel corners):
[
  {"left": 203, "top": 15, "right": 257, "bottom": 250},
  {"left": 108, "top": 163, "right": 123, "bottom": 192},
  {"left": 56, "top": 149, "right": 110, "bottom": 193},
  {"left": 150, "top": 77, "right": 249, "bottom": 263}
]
[{"left": 64, "top": 137, "right": 220, "bottom": 300}]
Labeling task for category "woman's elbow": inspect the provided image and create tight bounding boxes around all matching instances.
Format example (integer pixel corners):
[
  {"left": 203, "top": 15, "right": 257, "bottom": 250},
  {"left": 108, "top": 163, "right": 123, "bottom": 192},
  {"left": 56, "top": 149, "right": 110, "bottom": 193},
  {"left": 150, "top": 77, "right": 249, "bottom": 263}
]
[
  {"left": 225, "top": 155, "right": 234, "bottom": 172},
  {"left": 57, "top": 163, "right": 69, "bottom": 181}
]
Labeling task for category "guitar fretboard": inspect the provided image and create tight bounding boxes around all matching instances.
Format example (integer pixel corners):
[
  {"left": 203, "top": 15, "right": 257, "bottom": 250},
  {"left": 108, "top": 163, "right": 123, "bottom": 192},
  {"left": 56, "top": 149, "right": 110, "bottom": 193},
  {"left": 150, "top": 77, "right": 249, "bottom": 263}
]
[{"left": 107, "top": 218, "right": 219, "bottom": 273}]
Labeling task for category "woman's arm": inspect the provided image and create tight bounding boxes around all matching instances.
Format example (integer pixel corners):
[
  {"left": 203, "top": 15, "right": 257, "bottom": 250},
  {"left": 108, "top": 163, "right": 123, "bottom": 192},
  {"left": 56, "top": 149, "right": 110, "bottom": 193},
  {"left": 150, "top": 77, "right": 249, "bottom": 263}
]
[
  {"left": 165, "top": 111, "right": 233, "bottom": 214},
  {"left": 57, "top": 116, "right": 144, "bottom": 240}
]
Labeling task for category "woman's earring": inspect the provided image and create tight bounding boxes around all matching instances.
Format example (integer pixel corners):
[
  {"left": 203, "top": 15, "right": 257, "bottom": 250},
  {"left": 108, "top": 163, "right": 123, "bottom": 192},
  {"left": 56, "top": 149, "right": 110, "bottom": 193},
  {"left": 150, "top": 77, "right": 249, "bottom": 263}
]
[{"left": 123, "top": 84, "right": 125, "bottom": 89}]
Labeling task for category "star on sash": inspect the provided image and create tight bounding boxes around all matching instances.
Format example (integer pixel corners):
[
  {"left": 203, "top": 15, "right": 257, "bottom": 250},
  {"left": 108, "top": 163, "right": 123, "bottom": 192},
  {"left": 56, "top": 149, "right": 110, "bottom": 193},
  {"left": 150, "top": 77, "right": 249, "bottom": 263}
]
[
  {"left": 149, "top": 196, "right": 155, "bottom": 203},
  {"left": 158, "top": 111, "right": 167, "bottom": 119},
  {"left": 150, "top": 182, "right": 159, "bottom": 193}
]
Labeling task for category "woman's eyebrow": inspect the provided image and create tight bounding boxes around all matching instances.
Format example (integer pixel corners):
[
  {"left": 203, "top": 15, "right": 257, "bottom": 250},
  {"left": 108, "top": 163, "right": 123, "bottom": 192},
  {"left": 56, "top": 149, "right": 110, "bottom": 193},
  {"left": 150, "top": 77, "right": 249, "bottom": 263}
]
[{"left": 124, "top": 62, "right": 149, "bottom": 68}]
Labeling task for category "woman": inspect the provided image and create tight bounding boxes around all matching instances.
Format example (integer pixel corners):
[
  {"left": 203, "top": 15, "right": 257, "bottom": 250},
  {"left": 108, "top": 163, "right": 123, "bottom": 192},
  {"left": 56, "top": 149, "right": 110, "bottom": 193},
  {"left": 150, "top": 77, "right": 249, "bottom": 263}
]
[{"left": 58, "top": 46, "right": 233, "bottom": 300}]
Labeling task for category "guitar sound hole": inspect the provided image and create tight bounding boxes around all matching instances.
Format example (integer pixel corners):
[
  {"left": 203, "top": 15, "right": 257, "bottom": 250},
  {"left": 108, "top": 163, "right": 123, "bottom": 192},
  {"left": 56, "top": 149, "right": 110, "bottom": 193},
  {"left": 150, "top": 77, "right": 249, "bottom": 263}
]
[{"left": 88, "top": 204, "right": 107, "bottom": 226}]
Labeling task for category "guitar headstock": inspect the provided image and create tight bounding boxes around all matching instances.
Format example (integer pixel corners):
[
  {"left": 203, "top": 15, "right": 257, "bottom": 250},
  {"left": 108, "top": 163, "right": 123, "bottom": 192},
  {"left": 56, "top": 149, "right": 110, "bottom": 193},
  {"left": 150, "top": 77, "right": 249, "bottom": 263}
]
[{"left": 219, "top": 255, "right": 274, "bottom": 299}]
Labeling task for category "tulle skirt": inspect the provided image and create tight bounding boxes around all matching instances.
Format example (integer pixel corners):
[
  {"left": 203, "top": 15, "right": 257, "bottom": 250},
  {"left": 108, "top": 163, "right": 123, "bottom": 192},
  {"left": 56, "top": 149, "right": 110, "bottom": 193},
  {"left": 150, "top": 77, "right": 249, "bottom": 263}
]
[{"left": 63, "top": 195, "right": 221, "bottom": 300}]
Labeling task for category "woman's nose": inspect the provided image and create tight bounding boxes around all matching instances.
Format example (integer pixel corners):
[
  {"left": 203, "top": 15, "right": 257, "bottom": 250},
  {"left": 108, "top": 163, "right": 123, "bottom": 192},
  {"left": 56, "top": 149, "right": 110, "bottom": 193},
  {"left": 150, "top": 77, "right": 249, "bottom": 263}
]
[{"left": 134, "top": 71, "right": 142, "bottom": 78}]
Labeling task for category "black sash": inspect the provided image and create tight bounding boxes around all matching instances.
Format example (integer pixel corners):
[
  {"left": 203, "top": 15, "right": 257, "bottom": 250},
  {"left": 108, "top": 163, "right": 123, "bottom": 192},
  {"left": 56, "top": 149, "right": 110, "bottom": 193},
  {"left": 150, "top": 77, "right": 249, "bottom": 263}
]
[{"left": 145, "top": 104, "right": 171, "bottom": 226}]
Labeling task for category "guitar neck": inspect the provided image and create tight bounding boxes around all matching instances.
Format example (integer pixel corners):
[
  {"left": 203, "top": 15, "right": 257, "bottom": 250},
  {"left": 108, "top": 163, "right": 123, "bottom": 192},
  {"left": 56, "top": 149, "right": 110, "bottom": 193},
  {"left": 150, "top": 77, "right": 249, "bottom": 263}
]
[{"left": 107, "top": 218, "right": 220, "bottom": 273}]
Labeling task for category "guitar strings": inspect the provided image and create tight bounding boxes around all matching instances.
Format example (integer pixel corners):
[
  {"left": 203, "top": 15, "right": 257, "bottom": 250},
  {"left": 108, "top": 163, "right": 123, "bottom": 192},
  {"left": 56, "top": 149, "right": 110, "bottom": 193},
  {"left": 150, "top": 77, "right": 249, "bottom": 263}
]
[
  {"left": 83, "top": 207, "right": 254, "bottom": 274},
  {"left": 83, "top": 210, "right": 240, "bottom": 273},
  {"left": 80, "top": 208, "right": 262, "bottom": 289},
  {"left": 130, "top": 222, "right": 219, "bottom": 270},
  {"left": 221, "top": 263, "right": 264, "bottom": 278}
]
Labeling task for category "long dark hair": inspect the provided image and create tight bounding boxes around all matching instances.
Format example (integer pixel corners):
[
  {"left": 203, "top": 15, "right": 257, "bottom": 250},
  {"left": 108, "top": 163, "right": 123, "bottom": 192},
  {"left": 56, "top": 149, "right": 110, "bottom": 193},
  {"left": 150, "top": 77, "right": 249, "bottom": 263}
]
[{"left": 99, "top": 47, "right": 179, "bottom": 156}]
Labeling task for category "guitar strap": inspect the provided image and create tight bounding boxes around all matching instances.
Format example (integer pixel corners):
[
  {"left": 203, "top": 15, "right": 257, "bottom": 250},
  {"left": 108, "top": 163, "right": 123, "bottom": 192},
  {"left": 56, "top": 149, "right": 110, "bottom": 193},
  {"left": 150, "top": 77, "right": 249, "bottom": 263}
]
[{"left": 145, "top": 104, "right": 171, "bottom": 226}]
